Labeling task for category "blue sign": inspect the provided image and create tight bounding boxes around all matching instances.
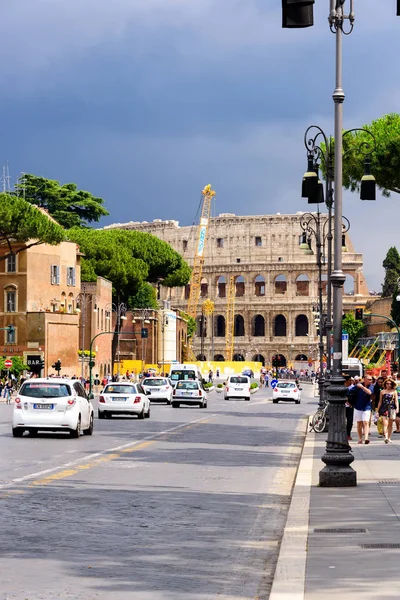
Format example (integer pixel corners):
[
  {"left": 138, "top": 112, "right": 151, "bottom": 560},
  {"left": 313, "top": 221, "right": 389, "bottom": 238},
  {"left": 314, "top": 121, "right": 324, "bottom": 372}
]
[
  {"left": 342, "top": 333, "right": 349, "bottom": 341},
  {"left": 271, "top": 379, "right": 278, "bottom": 388}
]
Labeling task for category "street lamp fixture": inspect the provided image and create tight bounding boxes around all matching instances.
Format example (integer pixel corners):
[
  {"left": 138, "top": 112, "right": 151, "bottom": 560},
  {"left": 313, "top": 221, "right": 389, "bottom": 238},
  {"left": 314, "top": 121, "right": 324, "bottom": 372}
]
[
  {"left": 301, "top": 154, "right": 319, "bottom": 199},
  {"left": 360, "top": 156, "right": 376, "bottom": 201},
  {"left": 299, "top": 232, "right": 309, "bottom": 250}
]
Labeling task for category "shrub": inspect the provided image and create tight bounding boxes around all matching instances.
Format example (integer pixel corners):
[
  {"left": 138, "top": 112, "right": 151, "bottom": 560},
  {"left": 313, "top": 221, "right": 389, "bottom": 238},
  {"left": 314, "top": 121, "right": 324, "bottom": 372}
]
[
  {"left": 250, "top": 382, "right": 258, "bottom": 389},
  {"left": 217, "top": 383, "right": 224, "bottom": 389},
  {"left": 203, "top": 382, "right": 213, "bottom": 389}
]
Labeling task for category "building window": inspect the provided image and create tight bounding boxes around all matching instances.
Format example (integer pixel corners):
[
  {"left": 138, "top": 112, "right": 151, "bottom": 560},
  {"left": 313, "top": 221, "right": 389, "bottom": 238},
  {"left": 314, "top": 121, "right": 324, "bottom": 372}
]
[
  {"left": 6, "top": 254, "right": 16, "bottom": 273},
  {"left": 183, "top": 240, "right": 188, "bottom": 251},
  {"left": 255, "top": 236, "right": 262, "bottom": 247},
  {"left": 67, "top": 267, "right": 76, "bottom": 286},
  {"left": 217, "top": 238, "right": 224, "bottom": 248},
  {"left": 6, "top": 291, "right": 16, "bottom": 313},
  {"left": 68, "top": 304, "right": 73, "bottom": 313},
  {"left": 6, "top": 326, "right": 16, "bottom": 344},
  {"left": 51, "top": 265, "right": 60, "bottom": 285},
  {"left": 236, "top": 258, "right": 241, "bottom": 263}
]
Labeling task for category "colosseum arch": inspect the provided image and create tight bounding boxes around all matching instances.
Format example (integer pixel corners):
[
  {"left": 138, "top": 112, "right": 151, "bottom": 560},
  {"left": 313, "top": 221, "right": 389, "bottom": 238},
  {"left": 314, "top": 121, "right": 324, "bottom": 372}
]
[
  {"left": 215, "top": 315, "right": 226, "bottom": 337},
  {"left": 254, "top": 275, "right": 265, "bottom": 297},
  {"left": 217, "top": 276, "right": 226, "bottom": 298},
  {"left": 296, "top": 274, "right": 310, "bottom": 296},
  {"left": 200, "top": 277, "right": 208, "bottom": 298},
  {"left": 274, "top": 274, "right": 287, "bottom": 295},
  {"left": 234, "top": 315, "right": 245, "bottom": 336},
  {"left": 274, "top": 314, "right": 287, "bottom": 336},
  {"left": 253, "top": 315, "right": 265, "bottom": 336},
  {"left": 295, "top": 314, "right": 309, "bottom": 336},
  {"left": 235, "top": 276, "right": 245, "bottom": 297}
]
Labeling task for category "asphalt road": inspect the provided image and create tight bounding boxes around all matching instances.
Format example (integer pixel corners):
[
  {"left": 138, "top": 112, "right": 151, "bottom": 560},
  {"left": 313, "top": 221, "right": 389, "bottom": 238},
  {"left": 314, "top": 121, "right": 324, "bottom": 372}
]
[{"left": 0, "top": 383, "right": 317, "bottom": 600}]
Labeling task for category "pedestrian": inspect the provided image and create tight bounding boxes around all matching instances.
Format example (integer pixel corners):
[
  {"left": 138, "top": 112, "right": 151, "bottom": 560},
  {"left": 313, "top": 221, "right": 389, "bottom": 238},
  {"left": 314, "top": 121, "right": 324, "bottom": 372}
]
[
  {"left": 371, "top": 375, "right": 385, "bottom": 434},
  {"left": 376, "top": 378, "right": 399, "bottom": 444},
  {"left": 208, "top": 369, "right": 213, "bottom": 383},
  {"left": 5, "top": 380, "right": 13, "bottom": 404},
  {"left": 344, "top": 375, "right": 354, "bottom": 441},
  {"left": 216, "top": 368, "right": 220, "bottom": 379},
  {"left": 264, "top": 373, "right": 269, "bottom": 388},
  {"left": 352, "top": 373, "right": 374, "bottom": 444}
]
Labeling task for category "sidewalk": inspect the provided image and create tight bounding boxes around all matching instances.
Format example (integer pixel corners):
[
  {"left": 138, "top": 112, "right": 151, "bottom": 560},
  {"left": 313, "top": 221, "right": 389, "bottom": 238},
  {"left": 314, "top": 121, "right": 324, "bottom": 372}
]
[{"left": 271, "top": 424, "right": 400, "bottom": 600}]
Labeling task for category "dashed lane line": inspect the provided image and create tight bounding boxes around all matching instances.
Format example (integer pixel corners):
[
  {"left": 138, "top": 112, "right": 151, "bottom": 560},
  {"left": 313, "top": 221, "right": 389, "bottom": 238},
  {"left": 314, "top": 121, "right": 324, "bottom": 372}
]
[{"left": 0, "top": 415, "right": 212, "bottom": 491}]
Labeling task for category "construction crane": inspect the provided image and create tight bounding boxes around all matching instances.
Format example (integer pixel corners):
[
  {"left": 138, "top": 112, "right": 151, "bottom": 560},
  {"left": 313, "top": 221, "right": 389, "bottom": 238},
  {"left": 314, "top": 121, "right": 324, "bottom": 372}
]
[
  {"left": 225, "top": 276, "right": 236, "bottom": 361},
  {"left": 186, "top": 184, "right": 215, "bottom": 360}
]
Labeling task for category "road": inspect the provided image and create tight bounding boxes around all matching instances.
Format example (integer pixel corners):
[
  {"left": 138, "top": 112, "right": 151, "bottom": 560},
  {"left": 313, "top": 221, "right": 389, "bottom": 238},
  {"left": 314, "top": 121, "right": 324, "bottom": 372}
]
[{"left": 0, "top": 382, "right": 317, "bottom": 600}]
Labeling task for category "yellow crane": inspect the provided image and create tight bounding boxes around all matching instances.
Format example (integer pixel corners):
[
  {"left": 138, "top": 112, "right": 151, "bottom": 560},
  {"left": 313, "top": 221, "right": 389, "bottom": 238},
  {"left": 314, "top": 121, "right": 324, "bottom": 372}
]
[
  {"left": 225, "top": 276, "right": 236, "bottom": 361},
  {"left": 186, "top": 184, "right": 215, "bottom": 360}
]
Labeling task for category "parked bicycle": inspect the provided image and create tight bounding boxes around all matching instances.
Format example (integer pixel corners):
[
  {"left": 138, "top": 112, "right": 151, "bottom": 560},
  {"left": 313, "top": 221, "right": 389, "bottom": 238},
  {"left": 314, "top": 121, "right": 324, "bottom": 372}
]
[{"left": 310, "top": 400, "right": 329, "bottom": 433}]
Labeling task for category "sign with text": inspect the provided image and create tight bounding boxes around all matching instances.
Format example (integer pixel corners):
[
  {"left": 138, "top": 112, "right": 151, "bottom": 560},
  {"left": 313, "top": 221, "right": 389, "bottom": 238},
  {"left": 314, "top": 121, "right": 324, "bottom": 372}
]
[{"left": 342, "top": 332, "right": 349, "bottom": 363}]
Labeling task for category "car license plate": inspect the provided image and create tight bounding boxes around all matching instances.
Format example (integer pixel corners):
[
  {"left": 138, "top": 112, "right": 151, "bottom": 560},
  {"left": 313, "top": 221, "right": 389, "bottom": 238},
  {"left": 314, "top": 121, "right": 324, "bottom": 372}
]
[
  {"left": 235, "top": 388, "right": 243, "bottom": 391},
  {"left": 152, "top": 388, "right": 160, "bottom": 392},
  {"left": 112, "top": 397, "right": 127, "bottom": 401},
  {"left": 33, "top": 404, "right": 53, "bottom": 410}
]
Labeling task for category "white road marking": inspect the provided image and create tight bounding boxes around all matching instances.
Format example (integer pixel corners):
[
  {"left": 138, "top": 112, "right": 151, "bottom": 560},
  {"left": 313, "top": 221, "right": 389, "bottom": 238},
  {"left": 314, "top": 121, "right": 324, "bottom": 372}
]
[{"left": 0, "top": 414, "right": 213, "bottom": 490}]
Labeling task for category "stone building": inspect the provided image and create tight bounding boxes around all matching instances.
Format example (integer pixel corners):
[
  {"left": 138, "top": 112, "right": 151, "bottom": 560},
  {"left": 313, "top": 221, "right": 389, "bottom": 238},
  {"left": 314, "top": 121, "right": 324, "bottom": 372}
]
[
  {"left": 105, "top": 212, "right": 371, "bottom": 367},
  {"left": 77, "top": 278, "right": 113, "bottom": 380},
  {"left": 0, "top": 236, "right": 81, "bottom": 376}
]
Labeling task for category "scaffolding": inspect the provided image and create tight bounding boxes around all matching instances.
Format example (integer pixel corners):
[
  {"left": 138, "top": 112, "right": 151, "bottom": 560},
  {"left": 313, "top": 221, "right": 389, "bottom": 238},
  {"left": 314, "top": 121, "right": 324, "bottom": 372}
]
[{"left": 225, "top": 276, "right": 236, "bottom": 361}]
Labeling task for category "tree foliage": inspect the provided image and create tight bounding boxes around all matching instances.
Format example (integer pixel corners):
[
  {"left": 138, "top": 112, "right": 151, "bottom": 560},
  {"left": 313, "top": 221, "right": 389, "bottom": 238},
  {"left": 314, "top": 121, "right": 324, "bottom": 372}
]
[
  {"left": 0, "top": 193, "right": 65, "bottom": 261},
  {"left": 129, "top": 283, "right": 158, "bottom": 310},
  {"left": 67, "top": 228, "right": 191, "bottom": 301},
  {"left": 383, "top": 246, "right": 400, "bottom": 298},
  {"left": 14, "top": 174, "right": 109, "bottom": 228},
  {"left": 341, "top": 113, "right": 400, "bottom": 197},
  {"left": 342, "top": 312, "right": 366, "bottom": 352},
  {"left": 0, "top": 356, "right": 28, "bottom": 377}
]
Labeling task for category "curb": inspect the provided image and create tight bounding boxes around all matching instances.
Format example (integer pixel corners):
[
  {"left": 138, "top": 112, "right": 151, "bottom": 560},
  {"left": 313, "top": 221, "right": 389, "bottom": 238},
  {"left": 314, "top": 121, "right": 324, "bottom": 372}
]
[{"left": 269, "top": 428, "right": 315, "bottom": 600}]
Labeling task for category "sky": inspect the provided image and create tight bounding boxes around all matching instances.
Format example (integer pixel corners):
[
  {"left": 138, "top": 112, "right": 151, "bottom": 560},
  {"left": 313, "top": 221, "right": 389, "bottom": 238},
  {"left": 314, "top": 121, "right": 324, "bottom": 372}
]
[{"left": 0, "top": 0, "right": 399, "bottom": 292}]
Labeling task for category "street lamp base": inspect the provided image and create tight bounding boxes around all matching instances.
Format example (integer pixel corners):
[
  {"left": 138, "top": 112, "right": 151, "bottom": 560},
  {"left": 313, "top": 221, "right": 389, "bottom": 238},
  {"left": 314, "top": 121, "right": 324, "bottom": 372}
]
[
  {"left": 319, "top": 375, "right": 357, "bottom": 487},
  {"left": 319, "top": 462, "right": 356, "bottom": 487}
]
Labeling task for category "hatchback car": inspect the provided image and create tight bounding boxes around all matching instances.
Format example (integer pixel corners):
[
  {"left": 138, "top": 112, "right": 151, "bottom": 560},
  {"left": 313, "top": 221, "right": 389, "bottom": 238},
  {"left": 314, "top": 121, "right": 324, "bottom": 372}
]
[
  {"left": 141, "top": 377, "right": 173, "bottom": 404},
  {"left": 242, "top": 368, "right": 254, "bottom": 378},
  {"left": 224, "top": 375, "right": 251, "bottom": 401},
  {"left": 272, "top": 381, "right": 301, "bottom": 404},
  {"left": 172, "top": 380, "right": 207, "bottom": 408},
  {"left": 98, "top": 382, "right": 150, "bottom": 419},
  {"left": 12, "top": 378, "right": 94, "bottom": 438}
]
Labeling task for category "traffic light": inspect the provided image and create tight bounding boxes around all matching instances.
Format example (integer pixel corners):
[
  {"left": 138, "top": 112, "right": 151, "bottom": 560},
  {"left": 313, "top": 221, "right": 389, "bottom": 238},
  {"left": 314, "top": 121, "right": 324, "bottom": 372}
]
[
  {"left": 355, "top": 308, "right": 363, "bottom": 321},
  {"left": 52, "top": 359, "right": 62, "bottom": 374},
  {"left": 272, "top": 356, "right": 277, "bottom": 367},
  {"left": 397, "top": 1, "right": 400, "bottom": 16},
  {"left": 7, "top": 324, "right": 14, "bottom": 334},
  {"left": 282, "top": 0, "right": 314, "bottom": 29},
  {"left": 141, "top": 327, "right": 148, "bottom": 339}
]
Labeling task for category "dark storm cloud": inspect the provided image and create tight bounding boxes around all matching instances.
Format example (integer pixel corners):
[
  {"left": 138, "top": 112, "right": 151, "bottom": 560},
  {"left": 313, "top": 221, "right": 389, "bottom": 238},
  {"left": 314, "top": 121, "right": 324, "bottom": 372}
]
[{"left": 0, "top": 0, "right": 399, "bottom": 290}]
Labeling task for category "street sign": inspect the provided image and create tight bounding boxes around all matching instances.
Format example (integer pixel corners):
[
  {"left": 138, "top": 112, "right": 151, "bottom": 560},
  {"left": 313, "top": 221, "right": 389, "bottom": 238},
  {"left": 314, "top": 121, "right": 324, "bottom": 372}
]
[
  {"left": 271, "top": 379, "right": 278, "bottom": 388},
  {"left": 4, "top": 359, "right": 12, "bottom": 369},
  {"left": 308, "top": 361, "right": 313, "bottom": 367}
]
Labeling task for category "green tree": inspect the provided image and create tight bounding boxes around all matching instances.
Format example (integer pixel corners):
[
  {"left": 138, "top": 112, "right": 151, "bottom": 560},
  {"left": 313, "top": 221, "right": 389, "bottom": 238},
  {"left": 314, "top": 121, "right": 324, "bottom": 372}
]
[
  {"left": 382, "top": 246, "right": 400, "bottom": 297},
  {"left": 14, "top": 174, "right": 109, "bottom": 228},
  {"left": 0, "top": 356, "right": 28, "bottom": 377},
  {"left": 342, "top": 312, "right": 366, "bottom": 352},
  {"left": 0, "top": 193, "right": 65, "bottom": 262},
  {"left": 67, "top": 228, "right": 191, "bottom": 301},
  {"left": 129, "top": 283, "right": 158, "bottom": 309},
  {"left": 341, "top": 113, "right": 400, "bottom": 197}
]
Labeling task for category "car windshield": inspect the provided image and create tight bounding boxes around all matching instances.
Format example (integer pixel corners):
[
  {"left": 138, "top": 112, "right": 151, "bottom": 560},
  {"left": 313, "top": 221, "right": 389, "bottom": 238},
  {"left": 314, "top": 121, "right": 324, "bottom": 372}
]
[
  {"left": 104, "top": 385, "right": 136, "bottom": 394},
  {"left": 230, "top": 377, "right": 248, "bottom": 384},
  {"left": 176, "top": 381, "right": 199, "bottom": 390},
  {"left": 170, "top": 370, "right": 197, "bottom": 381},
  {"left": 142, "top": 379, "right": 167, "bottom": 387},
  {"left": 21, "top": 383, "right": 71, "bottom": 398},
  {"left": 277, "top": 383, "right": 295, "bottom": 389}
]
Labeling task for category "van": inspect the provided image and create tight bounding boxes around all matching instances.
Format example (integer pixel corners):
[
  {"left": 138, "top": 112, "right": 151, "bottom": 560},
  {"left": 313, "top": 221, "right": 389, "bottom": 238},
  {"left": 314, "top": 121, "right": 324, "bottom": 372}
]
[
  {"left": 169, "top": 364, "right": 204, "bottom": 388},
  {"left": 224, "top": 374, "right": 251, "bottom": 401}
]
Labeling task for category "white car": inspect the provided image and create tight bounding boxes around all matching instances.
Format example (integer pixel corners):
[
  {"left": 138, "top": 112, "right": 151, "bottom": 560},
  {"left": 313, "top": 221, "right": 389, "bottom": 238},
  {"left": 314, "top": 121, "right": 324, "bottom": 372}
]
[
  {"left": 172, "top": 380, "right": 208, "bottom": 408},
  {"left": 98, "top": 382, "right": 150, "bottom": 419},
  {"left": 12, "top": 378, "right": 94, "bottom": 438},
  {"left": 224, "top": 375, "right": 251, "bottom": 401},
  {"left": 272, "top": 381, "right": 302, "bottom": 404},
  {"left": 141, "top": 377, "right": 173, "bottom": 404}
]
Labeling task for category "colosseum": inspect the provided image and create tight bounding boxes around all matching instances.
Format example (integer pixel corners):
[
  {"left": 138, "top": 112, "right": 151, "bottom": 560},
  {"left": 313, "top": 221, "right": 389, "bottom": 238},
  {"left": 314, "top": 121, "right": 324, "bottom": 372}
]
[{"left": 105, "top": 212, "right": 371, "bottom": 368}]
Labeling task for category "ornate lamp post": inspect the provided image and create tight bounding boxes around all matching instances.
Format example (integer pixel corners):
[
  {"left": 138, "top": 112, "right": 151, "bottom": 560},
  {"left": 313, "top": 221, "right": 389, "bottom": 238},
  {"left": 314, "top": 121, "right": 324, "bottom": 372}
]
[{"left": 105, "top": 301, "right": 127, "bottom": 380}]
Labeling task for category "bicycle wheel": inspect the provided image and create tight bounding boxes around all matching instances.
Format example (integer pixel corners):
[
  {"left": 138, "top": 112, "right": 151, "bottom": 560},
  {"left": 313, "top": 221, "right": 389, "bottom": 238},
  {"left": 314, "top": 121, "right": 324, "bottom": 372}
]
[{"left": 313, "top": 412, "right": 327, "bottom": 433}]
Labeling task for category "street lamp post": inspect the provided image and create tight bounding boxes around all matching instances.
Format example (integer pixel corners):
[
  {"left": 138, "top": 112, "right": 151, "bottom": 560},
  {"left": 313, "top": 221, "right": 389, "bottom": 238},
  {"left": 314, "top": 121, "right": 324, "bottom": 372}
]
[
  {"left": 76, "top": 289, "right": 99, "bottom": 380},
  {"left": 106, "top": 301, "right": 127, "bottom": 380},
  {"left": 295, "top": 2, "right": 377, "bottom": 487}
]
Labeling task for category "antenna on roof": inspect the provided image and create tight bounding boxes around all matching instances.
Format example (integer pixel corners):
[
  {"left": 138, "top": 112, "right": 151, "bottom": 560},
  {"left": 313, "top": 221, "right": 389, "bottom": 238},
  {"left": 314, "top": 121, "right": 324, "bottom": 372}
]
[{"left": 1, "top": 161, "right": 11, "bottom": 193}]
